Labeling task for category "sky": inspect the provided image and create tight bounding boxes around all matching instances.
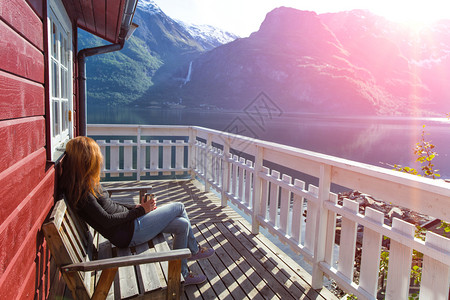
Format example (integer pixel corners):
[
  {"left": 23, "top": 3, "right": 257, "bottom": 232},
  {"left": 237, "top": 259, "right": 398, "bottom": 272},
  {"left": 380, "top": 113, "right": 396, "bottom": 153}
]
[{"left": 153, "top": 0, "right": 450, "bottom": 37}]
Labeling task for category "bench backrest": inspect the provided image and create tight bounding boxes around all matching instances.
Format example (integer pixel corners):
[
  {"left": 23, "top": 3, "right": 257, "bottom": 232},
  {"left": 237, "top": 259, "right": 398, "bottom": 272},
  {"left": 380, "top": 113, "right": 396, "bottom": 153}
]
[{"left": 43, "top": 199, "right": 96, "bottom": 299}]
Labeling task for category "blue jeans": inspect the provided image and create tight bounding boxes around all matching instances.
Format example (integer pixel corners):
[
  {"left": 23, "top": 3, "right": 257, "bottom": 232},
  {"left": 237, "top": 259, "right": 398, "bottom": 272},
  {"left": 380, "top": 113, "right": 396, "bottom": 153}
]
[{"left": 129, "top": 202, "right": 198, "bottom": 277}]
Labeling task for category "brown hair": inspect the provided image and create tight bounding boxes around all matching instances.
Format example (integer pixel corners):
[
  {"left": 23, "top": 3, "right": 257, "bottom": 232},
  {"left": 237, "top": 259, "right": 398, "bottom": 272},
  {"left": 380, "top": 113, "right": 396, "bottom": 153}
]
[{"left": 60, "top": 136, "right": 103, "bottom": 208}]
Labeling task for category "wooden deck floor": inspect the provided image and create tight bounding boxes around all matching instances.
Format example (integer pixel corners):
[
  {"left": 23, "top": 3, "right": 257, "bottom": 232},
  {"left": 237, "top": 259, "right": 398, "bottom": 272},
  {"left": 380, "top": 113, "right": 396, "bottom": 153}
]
[
  {"left": 104, "top": 179, "right": 337, "bottom": 300},
  {"left": 56, "top": 179, "right": 337, "bottom": 299}
]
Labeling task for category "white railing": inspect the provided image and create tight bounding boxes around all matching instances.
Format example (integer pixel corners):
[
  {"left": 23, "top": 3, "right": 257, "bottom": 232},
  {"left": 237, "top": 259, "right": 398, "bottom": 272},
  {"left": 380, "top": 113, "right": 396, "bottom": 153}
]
[{"left": 88, "top": 124, "right": 450, "bottom": 300}]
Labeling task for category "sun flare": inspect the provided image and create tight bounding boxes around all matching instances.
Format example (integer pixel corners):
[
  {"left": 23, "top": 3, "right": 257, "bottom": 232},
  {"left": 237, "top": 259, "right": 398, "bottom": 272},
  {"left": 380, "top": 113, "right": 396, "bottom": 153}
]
[{"left": 368, "top": 0, "right": 448, "bottom": 28}]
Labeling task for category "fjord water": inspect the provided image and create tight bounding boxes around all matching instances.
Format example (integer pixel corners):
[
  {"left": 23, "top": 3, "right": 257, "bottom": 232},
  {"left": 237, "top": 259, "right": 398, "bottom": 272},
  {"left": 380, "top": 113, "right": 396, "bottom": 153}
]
[{"left": 89, "top": 106, "right": 450, "bottom": 179}]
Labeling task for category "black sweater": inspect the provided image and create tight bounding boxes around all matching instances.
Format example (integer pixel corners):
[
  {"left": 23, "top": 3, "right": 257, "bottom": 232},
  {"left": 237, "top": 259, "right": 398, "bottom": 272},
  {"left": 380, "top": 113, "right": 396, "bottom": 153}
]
[{"left": 76, "top": 188, "right": 146, "bottom": 248}]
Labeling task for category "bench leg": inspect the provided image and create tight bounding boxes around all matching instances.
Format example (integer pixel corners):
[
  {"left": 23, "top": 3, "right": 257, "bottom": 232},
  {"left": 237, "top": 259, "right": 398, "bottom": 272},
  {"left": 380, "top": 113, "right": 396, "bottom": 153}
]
[
  {"left": 167, "top": 260, "right": 182, "bottom": 300},
  {"left": 92, "top": 267, "right": 118, "bottom": 300}
]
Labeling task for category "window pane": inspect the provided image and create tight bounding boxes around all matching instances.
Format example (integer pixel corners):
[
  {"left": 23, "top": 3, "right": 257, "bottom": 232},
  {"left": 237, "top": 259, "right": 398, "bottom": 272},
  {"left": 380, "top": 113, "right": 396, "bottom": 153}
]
[
  {"left": 52, "top": 60, "right": 59, "bottom": 97},
  {"left": 61, "top": 68, "right": 66, "bottom": 98},
  {"left": 63, "top": 37, "right": 69, "bottom": 67},
  {"left": 62, "top": 101, "right": 68, "bottom": 131},
  {"left": 60, "top": 32, "right": 64, "bottom": 64},
  {"left": 52, "top": 22, "right": 57, "bottom": 57},
  {"left": 53, "top": 101, "right": 60, "bottom": 137}
]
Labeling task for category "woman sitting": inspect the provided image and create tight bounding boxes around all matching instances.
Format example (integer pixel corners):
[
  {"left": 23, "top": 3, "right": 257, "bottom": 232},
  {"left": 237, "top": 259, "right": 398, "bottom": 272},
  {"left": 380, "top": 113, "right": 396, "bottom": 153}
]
[{"left": 60, "top": 136, "right": 214, "bottom": 285}]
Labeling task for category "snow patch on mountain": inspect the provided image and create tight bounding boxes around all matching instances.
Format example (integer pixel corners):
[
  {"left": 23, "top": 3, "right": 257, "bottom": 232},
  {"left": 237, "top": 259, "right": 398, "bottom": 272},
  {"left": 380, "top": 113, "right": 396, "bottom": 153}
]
[
  {"left": 137, "top": 0, "right": 162, "bottom": 14},
  {"left": 177, "top": 20, "right": 239, "bottom": 49}
]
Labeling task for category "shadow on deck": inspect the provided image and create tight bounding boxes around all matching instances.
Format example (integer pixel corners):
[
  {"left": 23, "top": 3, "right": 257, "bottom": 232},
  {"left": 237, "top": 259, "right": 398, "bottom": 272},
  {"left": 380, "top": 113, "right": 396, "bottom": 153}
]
[{"left": 58, "top": 179, "right": 338, "bottom": 299}]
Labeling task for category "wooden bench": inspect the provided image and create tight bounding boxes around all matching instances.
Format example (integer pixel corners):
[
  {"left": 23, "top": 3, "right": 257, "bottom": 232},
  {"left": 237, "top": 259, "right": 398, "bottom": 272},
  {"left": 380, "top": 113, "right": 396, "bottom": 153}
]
[{"left": 43, "top": 187, "right": 191, "bottom": 300}]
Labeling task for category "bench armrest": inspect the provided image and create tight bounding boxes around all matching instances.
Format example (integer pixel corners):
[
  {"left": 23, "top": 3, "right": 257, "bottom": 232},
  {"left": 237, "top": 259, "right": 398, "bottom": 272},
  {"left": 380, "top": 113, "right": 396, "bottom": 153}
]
[
  {"left": 62, "top": 248, "right": 191, "bottom": 272},
  {"left": 105, "top": 186, "right": 152, "bottom": 198}
]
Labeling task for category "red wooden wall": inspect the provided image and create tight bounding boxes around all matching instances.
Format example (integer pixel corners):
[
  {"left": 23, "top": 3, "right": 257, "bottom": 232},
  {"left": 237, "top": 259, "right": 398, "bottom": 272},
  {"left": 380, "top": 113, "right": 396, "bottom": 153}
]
[{"left": 0, "top": 0, "right": 67, "bottom": 298}]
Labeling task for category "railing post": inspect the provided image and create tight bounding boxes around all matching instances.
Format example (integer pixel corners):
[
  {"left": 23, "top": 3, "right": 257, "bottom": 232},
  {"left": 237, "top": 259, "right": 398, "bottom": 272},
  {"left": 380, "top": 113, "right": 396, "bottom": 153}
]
[
  {"left": 251, "top": 145, "right": 263, "bottom": 235},
  {"left": 136, "top": 126, "right": 141, "bottom": 181},
  {"left": 188, "top": 128, "right": 195, "bottom": 179},
  {"left": 311, "top": 164, "right": 332, "bottom": 289},
  {"left": 221, "top": 137, "right": 231, "bottom": 207},
  {"left": 204, "top": 133, "right": 212, "bottom": 192}
]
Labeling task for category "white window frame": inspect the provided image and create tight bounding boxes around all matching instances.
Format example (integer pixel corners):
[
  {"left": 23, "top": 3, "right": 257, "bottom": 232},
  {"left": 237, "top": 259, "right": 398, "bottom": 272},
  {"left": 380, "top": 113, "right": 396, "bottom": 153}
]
[{"left": 47, "top": 0, "right": 73, "bottom": 161}]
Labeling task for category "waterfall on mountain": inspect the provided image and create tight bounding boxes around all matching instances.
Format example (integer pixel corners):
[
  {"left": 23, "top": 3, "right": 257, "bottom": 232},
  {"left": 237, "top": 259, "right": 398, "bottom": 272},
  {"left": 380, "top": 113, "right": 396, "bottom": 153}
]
[{"left": 184, "top": 61, "right": 193, "bottom": 85}]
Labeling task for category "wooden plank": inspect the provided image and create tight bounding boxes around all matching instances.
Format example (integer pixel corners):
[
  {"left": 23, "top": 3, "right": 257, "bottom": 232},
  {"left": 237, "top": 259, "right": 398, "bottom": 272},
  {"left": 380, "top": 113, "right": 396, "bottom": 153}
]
[
  {"left": 92, "top": 0, "right": 106, "bottom": 38},
  {"left": 419, "top": 231, "right": 450, "bottom": 300},
  {"left": 175, "top": 140, "right": 184, "bottom": 175},
  {"left": 68, "top": 247, "right": 191, "bottom": 273},
  {"left": 140, "top": 139, "right": 147, "bottom": 174},
  {"left": 47, "top": 262, "right": 66, "bottom": 300},
  {"left": 337, "top": 198, "right": 359, "bottom": 280},
  {"left": 163, "top": 140, "right": 171, "bottom": 175},
  {"left": 279, "top": 174, "right": 291, "bottom": 235},
  {"left": 115, "top": 247, "right": 139, "bottom": 299},
  {"left": 215, "top": 149, "right": 222, "bottom": 185},
  {"left": 304, "top": 185, "right": 318, "bottom": 253},
  {"left": 134, "top": 242, "right": 162, "bottom": 293},
  {"left": 97, "top": 140, "right": 107, "bottom": 173},
  {"left": 0, "top": 148, "right": 47, "bottom": 228},
  {"left": 215, "top": 222, "right": 281, "bottom": 299},
  {"left": 193, "top": 224, "right": 230, "bottom": 299},
  {"left": 210, "top": 148, "right": 216, "bottom": 183},
  {"left": 0, "top": 174, "right": 54, "bottom": 298},
  {"left": 231, "top": 155, "right": 239, "bottom": 197},
  {"left": 14, "top": 259, "right": 38, "bottom": 300},
  {"left": 92, "top": 268, "right": 118, "bottom": 300},
  {"left": 291, "top": 179, "right": 305, "bottom": 244},
  {"left": 61, "top": 217, "right": 85, "bottom": 263},
  {"left": 79, "top": 0, "right": 96, "bottom": 33},
  {"left": 123, "top": 140, "right": 133, "bottom": 176},
  {"left": 385, "top": 218, "right": 415, "bottom": 300},
  {"left": 268, "top": 170, "right": 280, "bottom": 226},
  {"left": 0, "top": 0, "right": 43, "bottom": 50},
  {"left": 44, "top": 228, "right": 90, "bottom": 299},
  {"left": 0, "top": 70, "right": 44, "bottom": 120},
  {"left": 97, "top": 236, "right": 115, "bottom": 300},
  {"left": 152, "top": 233, "right": 176, "bottom": 284},
  {"left": 0, "top": 19, "right": 44, "bottom": 83},
  {"left": 259, "top": 166, "right": 270, "bottom": 219},
  {"left": 324, "top": 193, "right": 338, "bottom": 265},
  {"left": 244, "top": 160, "right": 252, "bottom": 207},
  {"left": 185, "top": 228, "right": 220, "bottom": 300},
  {"left": 358, "top": 207, "right": 384, "bottom": 297},
  {"left": 0, "top": 117, "right": 45, "bottom": 173},
  {"left": 200, "top": 223, "right": 254, "bottom": 300},
  {"left": 105, "top": 0, "right": 122, "bottom": 43},
  {"left": 238, "top": 157, "right": 245, "bottom": 202},
  {"left": 109, "top": 140, "right": 119, "bottom": 177},
  {"left": 167, "top": 260, "right": 182, "bottom": 299},
  {"left": 150, "top": 140, "right": 159, "bottom": 175},
  {"left": 232, "top": 220, "right": 332, "bottom": 299}
]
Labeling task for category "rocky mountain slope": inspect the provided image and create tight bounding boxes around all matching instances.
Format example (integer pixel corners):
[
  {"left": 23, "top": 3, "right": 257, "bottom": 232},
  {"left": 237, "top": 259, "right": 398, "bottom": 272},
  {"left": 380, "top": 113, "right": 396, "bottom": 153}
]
[{"left": 139, "top": 7, "right": 450, "bottom": 115}]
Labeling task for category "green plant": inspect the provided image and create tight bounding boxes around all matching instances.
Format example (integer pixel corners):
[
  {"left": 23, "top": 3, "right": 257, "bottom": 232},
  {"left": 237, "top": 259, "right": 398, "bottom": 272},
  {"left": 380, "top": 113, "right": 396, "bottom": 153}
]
[
  {"left": 393, "top": 125, "right": 440, "bottom": 179},
  {"left": 379, "top": 250, "right": 389, "bottom": 276},
  {"left": 410, "top": 265, "right": 422, "bottom": 285},
  {"left": 414, "top": 225, "right": 426, "bottom": 241},
  {"left": 437, "top": 220, "right": 450, "bottom": 237}
]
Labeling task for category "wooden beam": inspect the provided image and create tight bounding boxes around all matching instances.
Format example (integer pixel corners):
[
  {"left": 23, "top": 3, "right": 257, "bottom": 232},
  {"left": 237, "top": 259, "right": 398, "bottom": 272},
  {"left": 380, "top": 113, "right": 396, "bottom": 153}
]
[{"left": 91, "top": 267, "right": 117, "bottom": 300}]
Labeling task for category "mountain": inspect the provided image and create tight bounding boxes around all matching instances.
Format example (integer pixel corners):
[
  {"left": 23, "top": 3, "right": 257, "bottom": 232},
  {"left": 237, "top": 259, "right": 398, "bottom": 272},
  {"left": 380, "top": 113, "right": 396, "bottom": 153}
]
[
  {"left": 138, "top": 7, "right": 450, "bottom": 115},
  {"left": 81, "top": 0, "right": 237, "bottom": 107}
]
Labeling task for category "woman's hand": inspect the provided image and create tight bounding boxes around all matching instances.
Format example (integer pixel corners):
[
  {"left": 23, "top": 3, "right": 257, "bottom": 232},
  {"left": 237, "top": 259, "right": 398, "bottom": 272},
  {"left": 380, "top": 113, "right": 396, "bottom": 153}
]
[{"left": 140, "top": 197, "right": 157, "bottom": 213}]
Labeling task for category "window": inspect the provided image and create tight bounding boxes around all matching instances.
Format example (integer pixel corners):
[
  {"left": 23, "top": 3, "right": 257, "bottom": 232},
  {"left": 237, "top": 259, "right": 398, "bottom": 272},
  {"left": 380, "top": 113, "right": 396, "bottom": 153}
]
[{"left": 48, "top": 0, "right": 73, "bottom": 160}]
